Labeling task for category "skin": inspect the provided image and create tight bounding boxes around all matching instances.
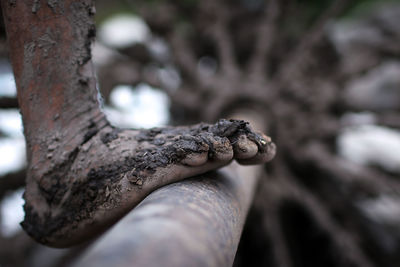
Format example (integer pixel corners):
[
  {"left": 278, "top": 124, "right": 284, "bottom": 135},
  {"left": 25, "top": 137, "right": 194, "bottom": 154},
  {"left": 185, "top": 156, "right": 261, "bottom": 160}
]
[{"left": 22, "top": 119, "right": 276, "bottom": 247}]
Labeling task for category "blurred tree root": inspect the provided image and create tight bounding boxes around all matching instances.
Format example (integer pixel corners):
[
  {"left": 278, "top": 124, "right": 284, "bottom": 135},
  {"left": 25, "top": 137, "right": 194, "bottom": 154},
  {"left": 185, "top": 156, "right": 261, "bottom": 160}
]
[{"left": 99, "top": 0, "right": 400, "bottom": 266}]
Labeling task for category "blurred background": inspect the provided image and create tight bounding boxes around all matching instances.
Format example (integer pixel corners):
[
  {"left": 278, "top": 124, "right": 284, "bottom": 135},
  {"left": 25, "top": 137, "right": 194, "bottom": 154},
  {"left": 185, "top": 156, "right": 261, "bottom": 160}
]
[{"left": 1, "top": 0, "right": 400, "bottom": 266}]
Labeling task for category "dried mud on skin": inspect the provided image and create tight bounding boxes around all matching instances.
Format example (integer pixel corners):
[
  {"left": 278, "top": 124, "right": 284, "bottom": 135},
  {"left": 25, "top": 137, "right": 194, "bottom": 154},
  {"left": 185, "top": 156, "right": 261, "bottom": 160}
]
[{"left": 22, "top": 119, "right": 273, "bottom": 244}]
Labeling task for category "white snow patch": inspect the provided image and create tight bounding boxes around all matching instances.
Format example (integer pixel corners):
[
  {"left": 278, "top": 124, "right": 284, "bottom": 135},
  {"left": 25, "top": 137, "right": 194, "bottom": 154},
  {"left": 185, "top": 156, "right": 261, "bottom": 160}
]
[
  {"left": 158, "top": 66, "right": 181, "bottom": 91},
  {"left": 105, "top": 84, "right": 170, "bottom": 128},
  {"left": 340, "top": 111, "right": 377, "bottom": 127},
  {"left": 1, "top": 188, "right": 24, "bottom": 237},
  {"left": 0, "top": 109, "right": 26, "bottom": 176},
  {"left": 0, "top": 109, "right": 24, "bottom": 137},
  {"left": 109, "top": 85, "right": 136, "bottom": 110},
  {"left": 0, "top": 72, "right": 16, "bottom": 97},
  {"left": 344, "top": 61, "right": 400, "bottom": 110},
  {"left": 357, "top": 195, "right": 400, "bottom": 229},
  {"left": 0, "top": 138, "right": 26, "bottom": 176},
  {"left": 98, "top": 15, "right": 150, "bottom": 48},
  {"left": 330, "top": 20, "right": 384, "bottom": 54},
  {"left": 92, "top": 42, "right": 122, "bottom": 67},
  {"left": 338, "top": 124, "right": 400, "bottom": 173},
  {"left": 148, "top": 37, "right": 169, "bottom": 62}
]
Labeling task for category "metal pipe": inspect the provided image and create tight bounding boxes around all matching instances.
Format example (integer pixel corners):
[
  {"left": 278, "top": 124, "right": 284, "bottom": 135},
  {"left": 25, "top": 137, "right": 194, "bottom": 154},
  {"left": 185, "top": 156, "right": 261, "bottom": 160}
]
[{"left": 71, "top": 163, "right": 261, "bottom": 267}]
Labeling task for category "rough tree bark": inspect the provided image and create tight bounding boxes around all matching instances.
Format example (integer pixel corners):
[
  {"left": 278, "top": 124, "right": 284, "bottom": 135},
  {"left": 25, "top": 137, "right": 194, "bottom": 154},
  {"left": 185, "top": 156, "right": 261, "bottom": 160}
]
[
  {"left": 1, "top": 0, "right": 275, "bottom": 249},
  {"left": 72, "top": 162, "right": 262, "bottom": 267}
]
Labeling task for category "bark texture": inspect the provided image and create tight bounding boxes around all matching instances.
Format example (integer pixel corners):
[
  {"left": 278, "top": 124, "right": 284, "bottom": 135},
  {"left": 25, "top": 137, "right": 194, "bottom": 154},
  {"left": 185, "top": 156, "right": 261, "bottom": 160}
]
[{"left": 72, "top": 163, "right": 260, "bottom": 267}]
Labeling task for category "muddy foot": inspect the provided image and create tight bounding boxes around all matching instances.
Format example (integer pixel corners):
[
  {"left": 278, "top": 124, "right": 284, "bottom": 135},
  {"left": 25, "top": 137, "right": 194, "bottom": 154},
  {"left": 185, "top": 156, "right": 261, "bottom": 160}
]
[{"left": 22, "top": 119, "right": 275, "bottom": 247}]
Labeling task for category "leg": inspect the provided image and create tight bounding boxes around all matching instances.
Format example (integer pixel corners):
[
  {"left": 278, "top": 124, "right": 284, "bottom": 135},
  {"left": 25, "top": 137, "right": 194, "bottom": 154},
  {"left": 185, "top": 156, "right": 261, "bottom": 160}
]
[{"left": 2, "top": 1, "right": 275, "bottom": 247}]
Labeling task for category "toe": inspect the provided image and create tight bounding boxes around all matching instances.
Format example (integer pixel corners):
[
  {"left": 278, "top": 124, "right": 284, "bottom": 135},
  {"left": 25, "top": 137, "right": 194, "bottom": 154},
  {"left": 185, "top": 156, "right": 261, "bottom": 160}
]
[
  {"left": 181, "top": 151, "right": 208, "bottom": 166},
  {"left": 232, "top": 135, "right": 258, "bottom": 159},
  {"left": 211, "top": 136, "right": 234, "bottom": 162},
  {"left": 199, "top": 132, "right": 234, "bottom": 162},
  {"left": 236, "top": 140, "right": 276, "bottom": 165}
]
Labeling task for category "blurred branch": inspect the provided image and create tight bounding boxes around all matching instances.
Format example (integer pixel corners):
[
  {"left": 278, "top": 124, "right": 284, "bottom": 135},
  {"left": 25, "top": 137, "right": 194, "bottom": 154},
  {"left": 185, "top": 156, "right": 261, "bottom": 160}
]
[
  {"left": 277, "top": 0, "right": 354, "bottom": 83},
  {"left": 286, "top": 176, "right": 373, "bottom": 267},
  {"left": 167, "top": 29, "right": 201, "bottom": 84},
  {"left": 72, "top": 163, "right": 261, "bottom": 267},
  {"left": 0, "top": 231, "right": 36, "bottom": 267},
  {"left": 0, "top": 39, "right": 8, "bottom": 57},
  {"left": 247, "top": 0, "right": 280, "bottom": 79},
  {"left": 0, "top": 168, "right": 26, "bottom": 200},
  {"left": 377, "top": 112, "right": 400, "bottom": 129},
  {"left": 201, "top": 0, "right": 239, "bottom": 77},
  {"left": 272, "top": 164, "right": 374, "bottom": 267},
  {"left": 293, "top": 0, "right": 353, "bottom": 56},
  {"left": 301, "top": 142, "right": 400, "bottom": 196},
  {"left": 0, "top": 97, "right": 18, "bottom": 109},
  {"left": 258, "top": 191, "right": 293, "bottom": 267}
]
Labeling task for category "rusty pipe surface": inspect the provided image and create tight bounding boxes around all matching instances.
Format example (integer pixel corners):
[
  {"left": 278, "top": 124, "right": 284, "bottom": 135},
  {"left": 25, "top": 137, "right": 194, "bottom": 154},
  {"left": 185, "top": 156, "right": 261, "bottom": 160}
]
[{"left": 71, "top": 162, "right": 261, "bottom": 267}]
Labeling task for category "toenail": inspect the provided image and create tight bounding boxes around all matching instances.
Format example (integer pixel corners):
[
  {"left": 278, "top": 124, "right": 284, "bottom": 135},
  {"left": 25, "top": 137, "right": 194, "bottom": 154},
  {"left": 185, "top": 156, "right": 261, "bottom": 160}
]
[{"left": 260, "top": 138, "right": 267, "bottom": 145}]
